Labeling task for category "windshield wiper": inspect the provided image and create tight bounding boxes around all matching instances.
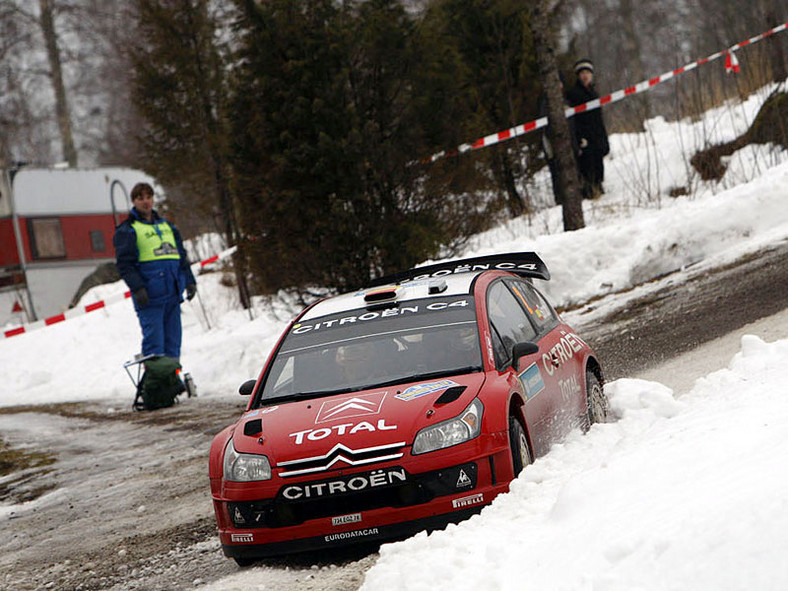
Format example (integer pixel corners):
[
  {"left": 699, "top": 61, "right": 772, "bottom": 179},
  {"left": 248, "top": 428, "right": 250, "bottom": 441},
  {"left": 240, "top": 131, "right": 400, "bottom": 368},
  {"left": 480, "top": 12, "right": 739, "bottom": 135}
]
[
  {"left": 262, "top": 387, "right": 354, "bottom": 404},
  {"left": 351, "top": 366, "right": 484, "bottom": 391},
  {"left": 259, "top": 366, "right": 482, "bottom": 405}
]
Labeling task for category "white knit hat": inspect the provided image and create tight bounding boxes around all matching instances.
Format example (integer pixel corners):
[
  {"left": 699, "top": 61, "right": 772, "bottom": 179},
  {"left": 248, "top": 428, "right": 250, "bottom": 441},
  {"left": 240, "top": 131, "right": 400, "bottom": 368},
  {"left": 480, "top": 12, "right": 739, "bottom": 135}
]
[{"left": 574, "top": 59, "right": 594, "bottom": 75}]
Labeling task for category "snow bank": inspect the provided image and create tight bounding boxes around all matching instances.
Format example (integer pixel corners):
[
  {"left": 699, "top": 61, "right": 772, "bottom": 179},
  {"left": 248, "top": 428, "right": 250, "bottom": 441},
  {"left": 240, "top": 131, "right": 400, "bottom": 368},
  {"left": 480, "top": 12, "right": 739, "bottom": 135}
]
[{"left": 361, "top": 336, "right": 788, "bottom": 591}]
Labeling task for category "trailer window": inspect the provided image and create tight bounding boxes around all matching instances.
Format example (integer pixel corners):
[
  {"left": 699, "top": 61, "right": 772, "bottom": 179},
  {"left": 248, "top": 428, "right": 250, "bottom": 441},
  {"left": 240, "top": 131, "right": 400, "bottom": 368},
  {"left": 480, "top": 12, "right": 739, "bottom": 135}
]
[
  {"left": 27, "top": 218, "right": 66, "bottom": 259},
  {"left": 90, "top": 230, "right": 106, "bottom": 252}
]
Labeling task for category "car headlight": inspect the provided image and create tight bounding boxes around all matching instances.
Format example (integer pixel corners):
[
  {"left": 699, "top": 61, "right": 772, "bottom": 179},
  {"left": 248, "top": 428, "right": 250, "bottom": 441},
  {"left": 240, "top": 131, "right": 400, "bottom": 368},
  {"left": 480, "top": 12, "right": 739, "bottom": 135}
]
[
  {"left": 412, "top": 398, "right": 483, "bottom": 455},
  {"left": 223, "top": 440, "right": 272, "bottom": 482}
]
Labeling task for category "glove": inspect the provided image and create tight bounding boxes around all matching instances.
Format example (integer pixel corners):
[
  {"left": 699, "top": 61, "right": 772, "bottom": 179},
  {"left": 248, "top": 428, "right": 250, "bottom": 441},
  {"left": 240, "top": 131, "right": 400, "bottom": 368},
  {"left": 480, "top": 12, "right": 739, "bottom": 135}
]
[
  {"left": 186, "top": 283, "right": 197, "bottom": 301},
  {"left": 134, "top": 287, "right": 149, "bottom": 308}
]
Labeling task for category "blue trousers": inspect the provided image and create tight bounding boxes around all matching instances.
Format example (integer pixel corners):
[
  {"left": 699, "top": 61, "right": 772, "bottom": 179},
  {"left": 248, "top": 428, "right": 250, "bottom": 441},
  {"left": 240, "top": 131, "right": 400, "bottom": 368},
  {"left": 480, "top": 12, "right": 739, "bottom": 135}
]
[{"left": 137, "top": 297, "right": 183, "bottom": 358}]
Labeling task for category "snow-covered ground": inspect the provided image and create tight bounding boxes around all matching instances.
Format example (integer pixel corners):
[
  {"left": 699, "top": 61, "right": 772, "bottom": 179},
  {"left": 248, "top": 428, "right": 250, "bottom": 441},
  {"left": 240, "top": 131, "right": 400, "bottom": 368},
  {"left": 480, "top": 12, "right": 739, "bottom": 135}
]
[
  {"left": 1, "top": 81, "right": 788, "bottom": 590},
  {"left": 3, "top": 154, "right": 787, "bottom": 409},
  {"left": 198, "top": 325, "right": 788, "bottom": 591},
  {"left": 360, "top": 334, "right": 788, "bottom": 591}
]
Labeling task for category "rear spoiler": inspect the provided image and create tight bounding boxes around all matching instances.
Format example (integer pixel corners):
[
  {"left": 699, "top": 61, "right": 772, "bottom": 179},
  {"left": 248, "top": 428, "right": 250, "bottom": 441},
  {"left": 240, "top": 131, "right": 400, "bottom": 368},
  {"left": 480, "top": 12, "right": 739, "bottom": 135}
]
[{"left": 366, "top": 252, "right": 550, "bottom": 287}]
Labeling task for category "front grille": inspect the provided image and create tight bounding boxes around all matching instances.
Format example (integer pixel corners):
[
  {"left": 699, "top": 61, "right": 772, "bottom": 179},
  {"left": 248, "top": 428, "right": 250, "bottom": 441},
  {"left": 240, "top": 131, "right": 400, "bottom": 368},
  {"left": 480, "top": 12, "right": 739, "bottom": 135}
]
[
  {"left": 228, "top": 461, "right": 478, "bottom": 529},
  {"left": 277, "top": 442, "right": 407, "bottom": 477}
]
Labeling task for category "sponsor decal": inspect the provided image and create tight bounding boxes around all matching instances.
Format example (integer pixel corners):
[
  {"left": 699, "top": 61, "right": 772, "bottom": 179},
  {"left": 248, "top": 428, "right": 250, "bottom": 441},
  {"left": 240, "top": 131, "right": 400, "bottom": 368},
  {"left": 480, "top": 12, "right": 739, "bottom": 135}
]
[
  {"left": 452, "top": 493, "right": 484, "bottom": 509},
  {"left": 291, "top": 299, "right": 471, "bottom": 335},
  {"left": 245, "top": 410, "right": 261, "bottom": 418},
  {"left": 325, "top": 528, "right": 379, "bottom": 542},
  {"left": 485, "top": 332, "right": 495, "bottom": 365},
  {"left": 456, "top": 469, "right": 473, "bottom": 488},
  {"left": 290, "top": 418, "right": 397, "bottom": 445},
  {"left": 412, "top": 262, "right": 538, "bottom": 282},
  {"left": 510, "top": 284, "right": 546, "bottom": 320},
  {"left": 396, "top": 379, "right": 459, "bottom": 402},
  {"left": 281, "top": 466, "right": 407, "bottom": 500},
  {"left": 558, "top": 374, "right": 581, "bottom": 403},
  {"left": 316, "top": 391, "right": 387, "bottom": 423},
  {"left": 332, "top": 513, "right": 362, "bottom": 526},
  {"left": 230, "top": 533, "right": 254, "bottom": 543},
  {"left": 233, "top": 507, "right": 246, "bottom": 524},
  {"left": 260, "top": 405, "right": 279, "bottom": 414},
  {"left": 153, "top": 242, "right": 178, "bottom": 256},
  {"left": 541, "top": 331, "right": 586, "bottom": 376},
  {"left": 518, "top": 363, "right": 545, "bottom": 401}
]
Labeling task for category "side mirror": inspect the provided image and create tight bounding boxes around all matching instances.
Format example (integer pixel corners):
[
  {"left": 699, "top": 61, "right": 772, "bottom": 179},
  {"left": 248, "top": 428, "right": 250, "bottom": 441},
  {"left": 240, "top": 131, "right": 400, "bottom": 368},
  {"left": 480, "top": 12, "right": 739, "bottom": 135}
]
[
  {"left": 512, "top": 341, "right": 539, "bottom": 371},
  {"left": 239, "top": 379, "right": 256, "bottom": 396}
]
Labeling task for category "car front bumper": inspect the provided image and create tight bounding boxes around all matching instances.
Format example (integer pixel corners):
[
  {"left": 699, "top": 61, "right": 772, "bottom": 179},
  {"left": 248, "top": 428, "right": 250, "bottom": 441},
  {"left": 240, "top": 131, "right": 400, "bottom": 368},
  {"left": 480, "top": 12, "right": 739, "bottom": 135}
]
[{"left": 212, "top": 440, "right": 513, "bottom": 558}]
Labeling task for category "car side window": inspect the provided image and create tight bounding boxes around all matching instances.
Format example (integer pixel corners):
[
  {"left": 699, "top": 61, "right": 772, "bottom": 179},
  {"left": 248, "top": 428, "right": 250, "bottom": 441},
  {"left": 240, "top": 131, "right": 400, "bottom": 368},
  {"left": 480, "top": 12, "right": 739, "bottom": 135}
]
[
  {"left": 487, "top": 281, "right": 538, "bottom": 368},
  {"left": 507, "top": 279, "right": 558, "bottom": 335}
]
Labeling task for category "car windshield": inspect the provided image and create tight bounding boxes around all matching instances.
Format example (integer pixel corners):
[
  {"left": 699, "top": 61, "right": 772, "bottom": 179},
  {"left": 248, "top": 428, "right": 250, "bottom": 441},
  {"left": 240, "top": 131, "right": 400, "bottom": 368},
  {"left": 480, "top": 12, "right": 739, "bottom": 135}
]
[{"left": 256, "top": 295, "right": 483, "bottom": 404}]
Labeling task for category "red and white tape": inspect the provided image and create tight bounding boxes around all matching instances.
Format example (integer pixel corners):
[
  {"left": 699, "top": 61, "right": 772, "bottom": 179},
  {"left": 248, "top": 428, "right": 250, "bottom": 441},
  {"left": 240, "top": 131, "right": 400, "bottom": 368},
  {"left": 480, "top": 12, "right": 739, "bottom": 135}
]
[
  {"left": 2, "top": 245, "right": 237, "bottom": 339},
  {"left": 6, "top": 24, "right": 785, "bottom": 339},
  {"left": 425, "top": 21, "right": 788, "bottom": 163}
]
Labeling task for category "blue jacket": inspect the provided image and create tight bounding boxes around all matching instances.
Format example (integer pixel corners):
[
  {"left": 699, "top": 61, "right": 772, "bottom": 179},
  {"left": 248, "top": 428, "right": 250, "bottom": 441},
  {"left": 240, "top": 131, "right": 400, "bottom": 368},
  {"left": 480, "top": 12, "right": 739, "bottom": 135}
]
[{"left": 113, "top": 208, "right": 196, "bottom": 306}]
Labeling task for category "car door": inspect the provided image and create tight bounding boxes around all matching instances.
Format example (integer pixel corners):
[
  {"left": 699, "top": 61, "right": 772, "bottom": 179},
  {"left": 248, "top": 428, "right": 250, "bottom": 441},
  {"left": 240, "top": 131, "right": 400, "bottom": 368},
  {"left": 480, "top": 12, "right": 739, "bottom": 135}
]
[
  {"left": 485, "top": 280, "right": 554, "bottom": 454},
  {"left": 505, "top": 278, "right": 585, "bottom": 439}
]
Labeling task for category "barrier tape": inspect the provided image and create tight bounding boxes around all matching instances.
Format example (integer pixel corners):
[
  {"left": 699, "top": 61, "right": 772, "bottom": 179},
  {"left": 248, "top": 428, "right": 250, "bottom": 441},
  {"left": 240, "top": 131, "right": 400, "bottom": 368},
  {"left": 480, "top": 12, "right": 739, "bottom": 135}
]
[
  {"left": 2, "top": 245, "right": 238, "bottom": 339},
  {"left": 6, "top": 23, "right": 786, "bottom": 339},
  {"left": 425, "top": 21, "right": 788, "bottom": 163}
]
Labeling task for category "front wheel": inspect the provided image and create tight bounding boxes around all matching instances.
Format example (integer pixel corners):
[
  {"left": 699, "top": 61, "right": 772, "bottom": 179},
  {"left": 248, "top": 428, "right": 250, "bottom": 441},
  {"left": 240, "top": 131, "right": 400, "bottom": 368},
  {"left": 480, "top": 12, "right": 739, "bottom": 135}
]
[
  {"left": 509, "top": 415, "right": 532, "bottom": 477},
  {"left": 586, "top": 370, "right": 610, "bottom": 427}
]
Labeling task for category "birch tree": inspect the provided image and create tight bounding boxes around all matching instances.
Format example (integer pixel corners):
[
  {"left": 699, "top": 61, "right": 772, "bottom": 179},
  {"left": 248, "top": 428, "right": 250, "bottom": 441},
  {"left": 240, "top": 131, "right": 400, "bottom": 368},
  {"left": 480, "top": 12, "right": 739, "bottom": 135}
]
[{"left": 38, "top": 0, "right": 77, "bottom": 166}]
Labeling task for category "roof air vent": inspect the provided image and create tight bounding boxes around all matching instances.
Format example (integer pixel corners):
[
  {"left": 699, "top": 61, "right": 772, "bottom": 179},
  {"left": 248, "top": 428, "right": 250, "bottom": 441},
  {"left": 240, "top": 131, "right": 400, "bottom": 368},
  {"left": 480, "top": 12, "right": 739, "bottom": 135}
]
[
  {"left": 428, "top": 278, "right": 448, "bottom": 294},
  {"left": 364, "top": 287, "right": 400, "bottom": 304}
]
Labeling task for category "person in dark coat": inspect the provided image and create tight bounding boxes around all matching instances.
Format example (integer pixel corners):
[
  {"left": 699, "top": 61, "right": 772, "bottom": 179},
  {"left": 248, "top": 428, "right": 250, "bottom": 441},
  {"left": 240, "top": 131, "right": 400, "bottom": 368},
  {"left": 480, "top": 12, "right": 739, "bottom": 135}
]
[
  {"left": 566, "top": 58, "right": 610, "bottom": 199},
  {"left": 537, "top": 71, "right": 579, "bottom": 206},
  {"left": 113, "top": 182, "right": 196, "bottom": 360}
]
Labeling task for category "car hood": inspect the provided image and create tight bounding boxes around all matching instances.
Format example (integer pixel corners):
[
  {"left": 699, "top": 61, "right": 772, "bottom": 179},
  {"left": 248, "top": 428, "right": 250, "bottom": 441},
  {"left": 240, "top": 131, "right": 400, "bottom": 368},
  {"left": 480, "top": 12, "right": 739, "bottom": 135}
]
[{"left": 231, "top": 372, "right": 486, "bottom": 466}]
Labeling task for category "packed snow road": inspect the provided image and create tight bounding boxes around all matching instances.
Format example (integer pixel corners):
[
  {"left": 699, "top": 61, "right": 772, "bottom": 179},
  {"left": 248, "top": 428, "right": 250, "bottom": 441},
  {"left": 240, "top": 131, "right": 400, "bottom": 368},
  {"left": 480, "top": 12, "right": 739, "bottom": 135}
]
[{"left": 1, "top": 242, "right": 786, "bottom": 591}]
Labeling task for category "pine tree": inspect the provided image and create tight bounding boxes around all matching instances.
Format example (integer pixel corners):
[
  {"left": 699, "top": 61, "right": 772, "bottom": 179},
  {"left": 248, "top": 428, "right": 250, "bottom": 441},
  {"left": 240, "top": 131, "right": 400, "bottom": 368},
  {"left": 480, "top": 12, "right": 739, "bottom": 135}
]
[
  {"left": 425, "top": 0, "right": 539, "bottom": 217},
  {"left": 230, "top": 0, "right": 490, "bottom": 294},
  {"left": 129, "top": 0, "right": 250, "bottom": 307}
]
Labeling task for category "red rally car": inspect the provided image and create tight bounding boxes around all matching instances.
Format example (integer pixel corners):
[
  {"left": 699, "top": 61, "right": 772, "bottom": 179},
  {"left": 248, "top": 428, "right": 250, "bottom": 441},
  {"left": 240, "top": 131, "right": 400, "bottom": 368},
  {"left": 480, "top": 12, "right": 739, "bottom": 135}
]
[{"left": 209, "top": 252, "right": 609, "bottom": 564}]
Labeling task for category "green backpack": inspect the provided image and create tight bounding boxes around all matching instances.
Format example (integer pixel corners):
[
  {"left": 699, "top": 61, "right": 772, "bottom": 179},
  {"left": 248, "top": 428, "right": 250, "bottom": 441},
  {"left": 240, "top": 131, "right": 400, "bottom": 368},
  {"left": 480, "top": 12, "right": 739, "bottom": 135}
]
[{"left": 136, "top": 356, "right": 185, "bottom": 410}]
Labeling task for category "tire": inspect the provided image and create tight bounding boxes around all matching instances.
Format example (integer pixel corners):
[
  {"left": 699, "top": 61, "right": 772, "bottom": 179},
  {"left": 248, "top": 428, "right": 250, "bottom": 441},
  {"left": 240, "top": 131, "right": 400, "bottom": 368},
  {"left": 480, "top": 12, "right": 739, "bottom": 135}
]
[
  {"left": 586, "top": 370, "right": 610, "bottom": 427},
  {"left": 233, "top": 556, "right": 256, "bottom": 568},
  {"left": 509, "top": 415, "right": 532, "bottom": 477}
]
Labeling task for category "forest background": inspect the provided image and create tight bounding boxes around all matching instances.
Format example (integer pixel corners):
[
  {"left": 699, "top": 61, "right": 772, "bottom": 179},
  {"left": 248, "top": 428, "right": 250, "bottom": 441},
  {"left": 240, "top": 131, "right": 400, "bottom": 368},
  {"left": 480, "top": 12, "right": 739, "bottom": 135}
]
[{"left": 1, "top": 0, "right": 785, "bottom": 303}]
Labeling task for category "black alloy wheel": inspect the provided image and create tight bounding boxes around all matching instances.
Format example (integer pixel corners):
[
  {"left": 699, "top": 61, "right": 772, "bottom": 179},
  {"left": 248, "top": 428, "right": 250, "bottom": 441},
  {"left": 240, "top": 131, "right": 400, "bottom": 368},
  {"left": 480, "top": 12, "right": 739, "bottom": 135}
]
[
  {"left": 509, "top": 415, "right": 532, "bottom": 477},
  {"left": 586, "top": 370, "right": 610, "bottom": 427}
]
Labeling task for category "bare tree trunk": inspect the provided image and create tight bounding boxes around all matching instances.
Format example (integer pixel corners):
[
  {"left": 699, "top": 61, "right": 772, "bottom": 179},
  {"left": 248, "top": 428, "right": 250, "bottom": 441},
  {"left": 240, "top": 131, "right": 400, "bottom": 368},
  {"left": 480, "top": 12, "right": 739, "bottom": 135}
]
[
  {"left": 0, "top": 133, "right": 10, "bottom": 169},
  {"left": 530, "top": 2, "right": 584, "bottom": 231},
  {"left": 39, "top": 0, "right": 77, "bottom": 167},
  {"left": 619, "top": 0, "right": 650, "bottom": 123},
  {"left": 496, "top": 149, "right": 526, "bottom": 217},
  {"left": 214, "top": 164, "right": 252, "bottom": 310},
  {"left": 186, "top": 3, "right": 252, "bottom": 309}
]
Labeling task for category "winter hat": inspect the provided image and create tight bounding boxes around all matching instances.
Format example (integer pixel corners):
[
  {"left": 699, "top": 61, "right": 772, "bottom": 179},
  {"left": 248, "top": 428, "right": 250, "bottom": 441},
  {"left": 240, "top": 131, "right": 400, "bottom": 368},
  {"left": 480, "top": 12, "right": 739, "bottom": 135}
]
[{"left": 574, "top": 59, "right": 594, "bottom": 75}]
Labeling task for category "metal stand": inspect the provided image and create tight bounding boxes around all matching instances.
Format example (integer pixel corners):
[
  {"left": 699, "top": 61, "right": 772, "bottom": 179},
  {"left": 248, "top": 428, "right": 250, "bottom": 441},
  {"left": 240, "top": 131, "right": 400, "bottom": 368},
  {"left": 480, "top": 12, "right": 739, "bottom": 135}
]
[{"left": 123, "top": 353, "right": 157, "bottom": 389}]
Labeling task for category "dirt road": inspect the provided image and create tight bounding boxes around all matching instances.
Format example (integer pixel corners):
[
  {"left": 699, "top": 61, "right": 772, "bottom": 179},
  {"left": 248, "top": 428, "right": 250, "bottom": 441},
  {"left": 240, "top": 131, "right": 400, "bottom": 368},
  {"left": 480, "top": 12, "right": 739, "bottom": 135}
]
[
  {"left": 578, "top": 240, "right": 788, "bottom": 379},
  {"left": 1, "top": 241, "right": 786, "bottom": 591}
]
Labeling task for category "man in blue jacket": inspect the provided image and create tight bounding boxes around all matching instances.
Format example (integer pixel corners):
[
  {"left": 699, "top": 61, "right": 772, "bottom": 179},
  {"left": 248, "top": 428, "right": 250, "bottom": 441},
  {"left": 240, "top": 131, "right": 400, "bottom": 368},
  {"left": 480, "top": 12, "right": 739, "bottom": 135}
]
[{"left": 113, "top": 182, "right": 197, "bottom": 360}]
